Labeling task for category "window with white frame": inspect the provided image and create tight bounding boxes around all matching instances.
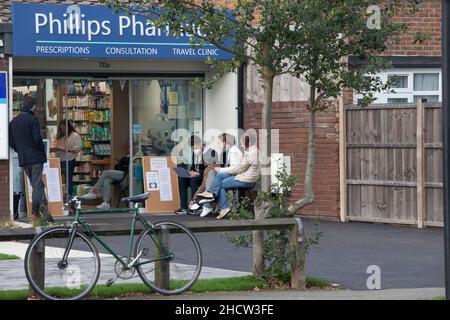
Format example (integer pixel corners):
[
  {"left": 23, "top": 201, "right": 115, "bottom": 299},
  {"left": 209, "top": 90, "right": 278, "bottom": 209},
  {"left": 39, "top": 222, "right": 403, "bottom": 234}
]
[{"left": 354, "top": 69, "right": 441, "bottom": 104}]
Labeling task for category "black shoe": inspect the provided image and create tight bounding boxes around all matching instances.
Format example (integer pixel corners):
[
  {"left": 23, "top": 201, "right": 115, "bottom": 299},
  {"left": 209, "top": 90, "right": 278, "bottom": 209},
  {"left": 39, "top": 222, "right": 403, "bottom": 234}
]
[
  {"left": 175, "top": 208, "right": 188, "bottom": 215},
  {"left": 39, "top": 204, "right": 55, "bottom": 223}
]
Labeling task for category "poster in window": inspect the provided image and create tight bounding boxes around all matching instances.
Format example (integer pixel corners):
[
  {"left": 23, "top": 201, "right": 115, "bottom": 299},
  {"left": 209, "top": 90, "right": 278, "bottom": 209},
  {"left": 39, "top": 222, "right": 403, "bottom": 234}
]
[
  {"left": 47, "top": 125, "right": 58, "bottom": 148},
  {"left": 168, "top": 91, "right": 179, "bottom": 105},
  {"left": 46, "top": 79, "right": 58, "bottom": 121}
]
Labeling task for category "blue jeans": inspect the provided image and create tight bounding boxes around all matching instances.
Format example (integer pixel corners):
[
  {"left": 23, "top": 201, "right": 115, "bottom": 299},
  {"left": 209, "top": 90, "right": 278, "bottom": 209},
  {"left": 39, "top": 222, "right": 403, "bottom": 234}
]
[
  {"left": 208, "top": 173, "right": 254, "bottom": 210},
  {"left": 23, "top": 163, "right": 47, "bottom": 214}
]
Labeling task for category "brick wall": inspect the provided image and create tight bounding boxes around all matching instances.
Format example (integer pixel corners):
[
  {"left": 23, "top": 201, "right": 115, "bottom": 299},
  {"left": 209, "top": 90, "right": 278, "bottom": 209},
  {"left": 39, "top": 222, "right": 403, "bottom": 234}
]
[
  {"left": 0, "top": 55, "right": 9, "bottom": 219},
  {"left": 244, "top": 101, "right": 340, "bottom": 220},
  {"left": 384, "top": 0, "right": 441, "bottom": 56}
]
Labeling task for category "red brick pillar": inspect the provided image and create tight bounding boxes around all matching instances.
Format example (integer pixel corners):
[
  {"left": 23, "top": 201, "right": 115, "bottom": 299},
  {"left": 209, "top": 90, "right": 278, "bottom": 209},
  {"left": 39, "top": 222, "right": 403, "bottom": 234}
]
[
  {"left": 0, "top": 161, "right": 9, "bottom": 219},
  {"left": 0, "top": 55, "right": 10, "bottom": 219}
]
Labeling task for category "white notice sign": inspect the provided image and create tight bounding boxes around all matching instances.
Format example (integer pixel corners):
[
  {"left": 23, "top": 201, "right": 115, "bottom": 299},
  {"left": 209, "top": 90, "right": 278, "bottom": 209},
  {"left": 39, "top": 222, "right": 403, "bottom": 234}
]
[
  {"left": 146, "top": 171, "right": 159, "bottom": 191},
  {"left": 43, "top": 162, "right": 50, "bottom": 175},
  {"left": 45, "top": 168, "right": 62, "bottom": 202},
  {"left": 158, "top": 168, "right": 173, "bottom": 202},
  {"left": 150, "top": 158, "right": 167, "bottom": 171}
]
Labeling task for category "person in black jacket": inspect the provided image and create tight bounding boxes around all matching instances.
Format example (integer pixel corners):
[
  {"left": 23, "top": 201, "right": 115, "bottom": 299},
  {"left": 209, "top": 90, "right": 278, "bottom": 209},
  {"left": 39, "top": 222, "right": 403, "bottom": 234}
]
[
  {"left": 175, "top": 135, "right": 205, "bottom": 215},
  {"left": 9, "top": 96, "right": 53, "bottom": 222}
]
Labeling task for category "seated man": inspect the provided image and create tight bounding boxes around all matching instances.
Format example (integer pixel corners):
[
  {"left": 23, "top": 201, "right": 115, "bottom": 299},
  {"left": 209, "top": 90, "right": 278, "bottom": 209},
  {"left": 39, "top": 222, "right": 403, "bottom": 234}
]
[
  {"left": 79, "top": 155, "right": 130, "bottom": 209},
  {"left": 175, "top": 135, "right": 205, "bottom": 215}
]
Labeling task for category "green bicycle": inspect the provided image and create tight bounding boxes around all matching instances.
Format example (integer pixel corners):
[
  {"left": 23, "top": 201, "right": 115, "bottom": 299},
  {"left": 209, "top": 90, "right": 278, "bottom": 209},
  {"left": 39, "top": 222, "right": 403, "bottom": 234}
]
[{"left": 24, "top": 192, "right": 202, "bottom": 300}]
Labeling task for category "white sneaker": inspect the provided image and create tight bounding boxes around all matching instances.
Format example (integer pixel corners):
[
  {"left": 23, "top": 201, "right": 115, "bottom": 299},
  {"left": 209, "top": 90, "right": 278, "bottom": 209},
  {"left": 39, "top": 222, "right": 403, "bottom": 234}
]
[
  {"left": 200, "top": 206, "right": 213, "bottom": 218},
  {"left": 197, "top": 191, "right": 214, "bottom": 199},
  {"left": 199, "top": 198, "right": 215, "bottom": 204},
  {"left": 96, "top": 202, "right": 110, "bottom": 210},
  {"left": 217, "top": 207, "right": 231, "bottom": 219},
  {"left": 79, "top": 192, "right": 97, "bottom": 200},
  {"left": 191, "top": 203, "right": 200, "bottom": 211}
]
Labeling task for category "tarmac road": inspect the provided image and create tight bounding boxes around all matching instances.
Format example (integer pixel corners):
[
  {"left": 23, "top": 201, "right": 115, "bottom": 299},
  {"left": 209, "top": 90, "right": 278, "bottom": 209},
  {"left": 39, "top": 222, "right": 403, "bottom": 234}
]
[{"left": 72, "top": 214, "right": 444, "bottom": 290}]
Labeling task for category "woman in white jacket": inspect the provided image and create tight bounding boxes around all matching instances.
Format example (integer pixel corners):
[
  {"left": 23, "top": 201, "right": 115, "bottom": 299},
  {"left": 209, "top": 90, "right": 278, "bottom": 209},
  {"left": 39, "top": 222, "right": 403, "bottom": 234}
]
[{"left": 197, "top": 134, "right": 259, "bottom": 219}]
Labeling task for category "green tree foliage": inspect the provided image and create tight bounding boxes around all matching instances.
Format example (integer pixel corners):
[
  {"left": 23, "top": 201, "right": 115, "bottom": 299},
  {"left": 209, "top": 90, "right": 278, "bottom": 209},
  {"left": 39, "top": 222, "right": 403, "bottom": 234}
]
[{"left": 102, "top": 0, "right": 424, "bottom": 275}]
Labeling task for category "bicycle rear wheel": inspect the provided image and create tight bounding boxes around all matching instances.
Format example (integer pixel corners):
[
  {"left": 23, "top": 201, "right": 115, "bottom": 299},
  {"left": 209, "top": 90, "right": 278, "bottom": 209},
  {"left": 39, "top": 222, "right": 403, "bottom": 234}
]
[
  {"left": 24, "top": 227, "right": 100, "bottom": 300},
  {"left": 134, "top": 221, "right": 202, "bottom": 295}
]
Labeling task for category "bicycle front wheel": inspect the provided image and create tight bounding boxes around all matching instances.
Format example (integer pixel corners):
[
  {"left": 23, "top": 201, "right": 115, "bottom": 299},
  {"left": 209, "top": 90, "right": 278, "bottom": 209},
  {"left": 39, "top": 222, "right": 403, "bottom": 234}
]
[
  {"left": 135, "top": 221, "right": 202, "bottom": 295},
  {"left": 24, "top": 227, "right": 100, "bottom": 300}
]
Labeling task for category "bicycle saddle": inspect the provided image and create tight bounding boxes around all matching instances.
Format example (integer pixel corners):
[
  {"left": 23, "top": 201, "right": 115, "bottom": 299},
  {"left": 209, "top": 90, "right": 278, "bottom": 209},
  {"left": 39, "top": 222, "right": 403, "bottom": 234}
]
[{"left": 121, "top": 192, "right": 150, "bottom": 203}]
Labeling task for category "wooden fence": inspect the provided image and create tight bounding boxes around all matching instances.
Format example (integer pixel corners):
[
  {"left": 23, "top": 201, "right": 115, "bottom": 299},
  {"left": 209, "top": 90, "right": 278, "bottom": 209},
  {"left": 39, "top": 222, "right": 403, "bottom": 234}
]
[{"left": 342, "top": 101, "right": 443, "bottom": 227}]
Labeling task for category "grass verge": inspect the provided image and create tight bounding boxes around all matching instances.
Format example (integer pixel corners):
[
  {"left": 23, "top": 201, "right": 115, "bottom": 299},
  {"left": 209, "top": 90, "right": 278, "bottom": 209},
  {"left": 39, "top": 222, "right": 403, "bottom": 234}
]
[
  {"left": 0, "top": 253, "right": 20, "bottom": 261},
  {"left": 0, "top": 275, "right": 332, "bottom": 300}
]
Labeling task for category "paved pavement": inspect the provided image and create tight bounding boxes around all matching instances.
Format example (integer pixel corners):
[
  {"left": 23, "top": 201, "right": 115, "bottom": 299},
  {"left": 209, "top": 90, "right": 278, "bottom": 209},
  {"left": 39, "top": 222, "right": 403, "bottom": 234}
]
[
  {"left": 114, "top": 287, "right": 445, "bottom": 300},
  {"left": 5, "top": 214, "right": 446, "bottom": 291},
  {"left": 0, "top": 238, "right": 250, "bottom": 291}
]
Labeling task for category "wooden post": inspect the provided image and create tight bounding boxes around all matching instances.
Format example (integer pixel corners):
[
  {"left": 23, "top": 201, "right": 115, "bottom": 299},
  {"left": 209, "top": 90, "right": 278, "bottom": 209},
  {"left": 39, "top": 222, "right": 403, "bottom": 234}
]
[
  {"left": 417, "top": 100, "right": 426, "bottom": 229},
  {"left": 29, "top": 238, "right": 45, "bottom": 298},
  {"left": 154, "top": 228, "right": 170, "bottom": 290},
  {"left": 338, "top": 96, "right": 347, "bottom": 222},
  {"left": 290, "top": 218, "right": 306, "bottom": 290}
]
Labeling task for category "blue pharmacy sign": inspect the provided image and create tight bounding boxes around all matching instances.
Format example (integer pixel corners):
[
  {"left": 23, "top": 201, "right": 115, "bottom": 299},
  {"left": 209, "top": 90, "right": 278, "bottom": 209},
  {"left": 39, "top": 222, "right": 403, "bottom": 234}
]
[
  {"left": 0, "top": 72, "right": 8, "bottom": 160},
  {"left": 12, "top": 3, "right": 234, "bottom": 60}
]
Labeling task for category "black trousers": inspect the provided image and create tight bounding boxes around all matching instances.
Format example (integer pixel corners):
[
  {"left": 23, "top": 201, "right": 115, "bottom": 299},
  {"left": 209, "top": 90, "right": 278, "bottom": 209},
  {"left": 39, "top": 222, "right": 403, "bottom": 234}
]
[{"left": 178, "top": 176, "right": 202, "bottom": 209}]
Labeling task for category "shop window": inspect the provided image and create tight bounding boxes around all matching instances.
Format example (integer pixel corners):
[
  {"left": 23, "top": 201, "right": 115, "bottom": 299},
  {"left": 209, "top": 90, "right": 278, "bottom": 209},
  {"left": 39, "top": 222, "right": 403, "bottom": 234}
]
[
  {"left": 130, "top": 78, "right": 204, "bottom": 196},
  {"left": 12, "top": 78, "right": 113, "bottom": 202}
]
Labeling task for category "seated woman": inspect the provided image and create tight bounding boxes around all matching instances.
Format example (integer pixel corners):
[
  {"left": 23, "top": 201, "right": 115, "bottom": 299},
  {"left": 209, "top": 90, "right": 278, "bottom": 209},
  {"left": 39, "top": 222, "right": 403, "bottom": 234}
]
[
  {"left": 197, "top": 133, "right": 259, "bottom": 219},
  {"left": 79, "top": 155, "right": 130, "bottom": 209}
]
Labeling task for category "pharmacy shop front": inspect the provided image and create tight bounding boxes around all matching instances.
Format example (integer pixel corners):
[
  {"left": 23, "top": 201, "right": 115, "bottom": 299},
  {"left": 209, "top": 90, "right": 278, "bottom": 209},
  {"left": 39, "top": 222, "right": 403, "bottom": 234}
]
[{"left": 9, "top": 3, "right": 239, "bottom": 217}]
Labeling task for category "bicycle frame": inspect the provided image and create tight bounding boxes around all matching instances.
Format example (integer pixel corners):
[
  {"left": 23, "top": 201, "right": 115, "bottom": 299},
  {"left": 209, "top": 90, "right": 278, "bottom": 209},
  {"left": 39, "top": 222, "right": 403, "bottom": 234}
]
[{"left": 65, "top": 200, "right": 171, "bottom": 270}]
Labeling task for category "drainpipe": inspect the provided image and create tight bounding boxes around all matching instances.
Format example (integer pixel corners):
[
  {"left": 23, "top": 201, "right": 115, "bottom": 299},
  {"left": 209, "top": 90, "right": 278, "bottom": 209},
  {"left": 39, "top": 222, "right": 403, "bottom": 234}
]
[
  {"left": 237, "top": 63, "right": 245, "bottom": 131},
  {"left": 441, "top": 0, "right": 450, "bottom": 300}
]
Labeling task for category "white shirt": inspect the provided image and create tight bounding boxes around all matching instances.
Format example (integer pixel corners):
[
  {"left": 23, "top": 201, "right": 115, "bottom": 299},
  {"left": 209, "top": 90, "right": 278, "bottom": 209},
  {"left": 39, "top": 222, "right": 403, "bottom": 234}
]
[
  {"left": 56, "top": 132, "right": 83, "bottom": 161},
  {"left": 226, "top": 145, "right": 243, "bottom": 168}
]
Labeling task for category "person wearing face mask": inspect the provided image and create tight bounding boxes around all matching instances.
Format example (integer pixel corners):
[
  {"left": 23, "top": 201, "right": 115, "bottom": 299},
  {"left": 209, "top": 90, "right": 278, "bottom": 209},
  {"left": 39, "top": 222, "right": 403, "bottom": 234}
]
[
  {"left": 9, "top": 95, "right": 54, "bottom": 224},
  {"left": 175, "top": 135, "right": 205, "bottom": 215}
]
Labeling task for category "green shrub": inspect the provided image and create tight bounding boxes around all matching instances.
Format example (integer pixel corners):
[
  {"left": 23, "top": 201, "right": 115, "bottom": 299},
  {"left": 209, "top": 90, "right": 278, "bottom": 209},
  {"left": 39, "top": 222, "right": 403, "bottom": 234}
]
[{"left": 227, "top": 165, "right": 323, "bottom": 282}]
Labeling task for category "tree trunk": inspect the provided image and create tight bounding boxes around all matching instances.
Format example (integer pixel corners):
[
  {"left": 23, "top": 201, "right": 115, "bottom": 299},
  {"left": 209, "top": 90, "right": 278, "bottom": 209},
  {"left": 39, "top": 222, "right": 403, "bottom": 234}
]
[
  {"left": 288, "top": 85, "right": 317, "bottom": 214},
  {"left": 253, "top": 61, "right": 274, "bottom": 277},
  {"left": 260, "top": 66, "right": 274, "bottom": 192}
]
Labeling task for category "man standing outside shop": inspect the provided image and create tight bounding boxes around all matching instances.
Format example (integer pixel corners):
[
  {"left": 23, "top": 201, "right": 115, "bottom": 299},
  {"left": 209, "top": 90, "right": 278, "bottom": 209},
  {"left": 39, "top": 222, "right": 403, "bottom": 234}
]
[{"left": 9, "top": 96, "right": 54, "bottom": 224}]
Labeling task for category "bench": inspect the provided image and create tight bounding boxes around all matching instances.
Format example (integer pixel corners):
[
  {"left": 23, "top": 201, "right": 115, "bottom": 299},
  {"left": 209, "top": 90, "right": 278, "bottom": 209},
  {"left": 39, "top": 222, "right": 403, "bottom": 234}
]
[{"left": 0, "top": 217, "right": 306, "bottom": 297}]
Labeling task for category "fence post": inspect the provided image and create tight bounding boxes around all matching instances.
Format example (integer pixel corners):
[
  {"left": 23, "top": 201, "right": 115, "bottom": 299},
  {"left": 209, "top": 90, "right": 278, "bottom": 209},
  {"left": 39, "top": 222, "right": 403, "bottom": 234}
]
[
  {"left": 339, "top": 96, "right": 347, "bottom": 222},
  {"left": 29, "top": 238, "right": 45, "bottom": 298},
  {"left": 155, "top": 228, "right": 170, "bottom": 290},
  {"left": 290, "top": 218, "right": 306, "bottom": 290},
  {"left": 417, "top": 100, "right": 426, "bottom": 229}
]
